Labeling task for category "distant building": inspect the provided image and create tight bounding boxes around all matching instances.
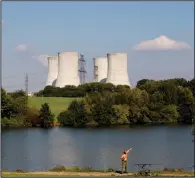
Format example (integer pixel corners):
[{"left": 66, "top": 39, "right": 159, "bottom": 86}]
[
  {"left": 93, "top": 57, "right": 108, "bottom": 83},
  {"left": 106, "top": 53, "right": 131, "bottom": 86},
  {"left": 28, "top": 92, "right": 33, "bottom": 96}
]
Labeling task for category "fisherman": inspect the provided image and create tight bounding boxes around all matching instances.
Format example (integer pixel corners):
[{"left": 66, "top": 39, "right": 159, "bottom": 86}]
[{"left": 120, "top": 148, "right": 132, "bottom": 174}]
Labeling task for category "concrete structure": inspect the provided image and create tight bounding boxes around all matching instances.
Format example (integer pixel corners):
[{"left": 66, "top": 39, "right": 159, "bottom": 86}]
[
  {"left": 93, "top": 57, "right": 108, "bottom": 83},
  {"left": 46, "top": 56, "right": 58, "bottom": 86},
  {"left": 55, "top": 52, "right": 80, "bottom": 87},
  {"left": 27, "top": 92, "right": 33, "bottom": 97},
  {"left": 106, "top": 53, "right": 130, "bottom": 86}
]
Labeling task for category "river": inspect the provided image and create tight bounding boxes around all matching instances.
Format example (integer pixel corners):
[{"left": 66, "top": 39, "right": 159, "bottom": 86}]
[{"left": 1, "top": 125, "right": 194, "bottom": 172}]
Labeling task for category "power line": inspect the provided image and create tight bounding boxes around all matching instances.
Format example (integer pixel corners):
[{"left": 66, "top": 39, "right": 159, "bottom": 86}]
[{"left": 25, "top": 73, "right": 28, "bottom": 94}]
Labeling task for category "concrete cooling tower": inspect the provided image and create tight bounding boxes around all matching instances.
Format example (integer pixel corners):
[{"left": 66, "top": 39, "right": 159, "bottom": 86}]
[
  {"left": 106, "top": 53, "right": 130, "bottom": 86},
  {"left": 46, "top": 56, "right": 58, "bottom": 86},
  {"left": 55, "top": 52, "right": 80, "bottom": 87},
  {"left": 93, "top": 57, "right": 108, "bottom": 83}
]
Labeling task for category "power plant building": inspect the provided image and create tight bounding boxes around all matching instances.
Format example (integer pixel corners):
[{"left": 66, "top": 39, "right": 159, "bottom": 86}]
[
  {"left": 46, "top": 56, "right": 58, "bottom": 86},
  {"left": 45, "top": 51, "right": 131, "bottom": 88},
  {"left": 55, "top": 52, "right": 80, "bottom": 87},
  {"left": 106, "top": 53, "right": 130, "bottom": 86},
  {"left": 93, "top": 57, "right": 108, "bottom": 83}
]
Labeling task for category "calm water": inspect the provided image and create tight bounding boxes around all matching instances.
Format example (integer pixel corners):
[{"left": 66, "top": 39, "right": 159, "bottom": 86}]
[{"left": 1, "top": 125, "right": 194, "bottom": 172}]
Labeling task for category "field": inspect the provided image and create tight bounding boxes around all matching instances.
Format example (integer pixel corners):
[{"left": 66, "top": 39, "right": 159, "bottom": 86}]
[{"left": 28, "top": 97, "right": 81, "bottom": 118}]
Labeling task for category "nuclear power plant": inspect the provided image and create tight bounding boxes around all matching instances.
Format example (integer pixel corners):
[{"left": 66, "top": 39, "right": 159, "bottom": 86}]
[
  {"left": 46, "top": 56, "right": 58, "bottom": 86},
  {"left": 93, "top": 57, "right": 108, "bottom": 83},
  {"left": 106, "top": 53, "right": 130, "bottom": 86},
  {"left": 55, "top": 52, "right": 80, "bottom": 87},
  {"left": 46, "top": 51, "right": 130, "bottom": 88}
]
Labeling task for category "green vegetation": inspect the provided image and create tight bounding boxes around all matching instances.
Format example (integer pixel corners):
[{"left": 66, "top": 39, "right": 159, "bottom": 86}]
[
  {"left": 2, "top": 167, "right": 194, "bottom": 177},
  {"left": 28, "top": 97, "right": 78, "bottom": 117},
  {"left": 39, "top": 103, "right": 55, "bottom": 128},
  {"left": 48, "top": 165, "right": 114, "bottom": 172},
  {"left": 133, "top": 168, "right": 194, "bottom": 177},
  {"left": 2, "top": 78, "right": 195, "bottom": 128},
  {"left": 58, "top": 78, "right": 195, "bottom": 127},
  {"left": 1, "top": 89, "right": 55, "bottom": 128}
]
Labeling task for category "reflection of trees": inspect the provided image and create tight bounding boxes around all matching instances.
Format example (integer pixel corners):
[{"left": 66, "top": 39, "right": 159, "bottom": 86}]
[
  {"left": 72, "top": 129, "right": 110, "bottom": 170},
  {"left": 2, "top": 128, "right": 51, "bottom": 171},
  {"left": 2, "top": 129, "right": 29, "bottom": 171},
  {"left": 47, "top": 127, "right": 78, "bottom": 167},
  {"left": 2, "top": 126, "right": 193, "bottom": 172}
]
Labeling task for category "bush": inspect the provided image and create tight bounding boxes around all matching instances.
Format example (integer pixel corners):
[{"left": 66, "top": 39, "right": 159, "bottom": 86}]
[
  {"left": 39, "top": 103, "right": 55, "bottom": 128},
  {"left": 112, "top": 104, "right": 130, "bottom": 125},
  {"left": 26, "top": 107, "right": 42, "bottom": 126},
  {"left": 16, "top": 169, "right": 25, "bottom": 173},
  {"left": 57, "top": 110, "right": 73, "bottom": 126},
  {"left": 49, "top": 166, "right": 94, "bottom": 172},
  {"left": 85, "top": 120, "right": 99, "bottom": 127},
  {"left": 1, "top": 117, "right": 27, "bottom": 128},
  {"left": 58, "top": 100, "right": 90, "bottom": 127}
]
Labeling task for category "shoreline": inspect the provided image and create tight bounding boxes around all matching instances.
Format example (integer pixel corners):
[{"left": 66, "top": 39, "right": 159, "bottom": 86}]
[
  {"left": 2, "top": 171, "right": 194, "bottom": 177},
  {"left": 1, "top": 122, "right": 193, "bottom": 129}
]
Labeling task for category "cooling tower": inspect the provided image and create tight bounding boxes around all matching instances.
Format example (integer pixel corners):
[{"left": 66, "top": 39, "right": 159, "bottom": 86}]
[
  {"left": 46, "top": 56, "right": 58, "bottom": 86},
  {"left": 106, "top": 53, "right": 130, "bottom": 86},
  {"left": 93, "top": 57, "right": 108, "bottom": 83},
  {"left": 55, "top": 52, "right": 80, "bottom": 87}
]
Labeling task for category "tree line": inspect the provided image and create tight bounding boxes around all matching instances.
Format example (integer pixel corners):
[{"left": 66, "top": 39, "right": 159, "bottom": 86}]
[
  {"left": 1, "top": 88, "right": 54, "bottom": 128},
  {"left": 1, "top": 78, "right": 195, "bottom": 128},
  {"left": 58, "top": 78, "right": 195, "bottom": 127},
  {"left": 35, "top": 83, "right": 130, "bottom": 97}
]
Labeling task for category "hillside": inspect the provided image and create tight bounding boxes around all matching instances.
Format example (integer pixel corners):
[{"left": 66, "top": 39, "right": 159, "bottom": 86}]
[{"left": 28, "top": 97, "right": 81, "bottom": 117}]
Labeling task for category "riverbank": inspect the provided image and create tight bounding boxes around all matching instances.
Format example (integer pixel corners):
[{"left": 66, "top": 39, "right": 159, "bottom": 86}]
[
  {"left": 2, "top": 171, "right": 194, "bottom": 177},
  {"left": 2, "top": 167, "right": 194, "bottom": 177}
]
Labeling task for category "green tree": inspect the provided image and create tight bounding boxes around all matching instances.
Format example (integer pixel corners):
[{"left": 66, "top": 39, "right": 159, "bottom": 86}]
[
  {"left": 39, "top": 103, "right": 54, "bottom": 128},
  {"left": 112, "top": 104, "right": 130, "bottom": 124},
  {"left": 12, "top": 96, "right": 28, "bottom": 116},
  {"left": 188, "top": 78, "right": 195, "bottom": 97},
  {"left": 1, "top": 88, "right": 14, "bottom": 118},
  {"left": 58, "top": 110, "right": 72, "bottom": 126},
  {"left": 136, "top": 79, "right": 152, "bottom": 88},
  {"left": 136, "top": 80, "right": 159, "bottom": 94},
  {"left": 58, "top": 100, "right": 90, "bottom": 127},
  {"left": 159, "top": 105, "right": 179, "bottom": 123},
  {"left": 91, "top": 94, "right": 115, "bottom": 125},
  {"left": 177, "top": 87, "right": 195, "bottom": 123},
  {"left": 8, "top": 90, "right": 27, "bottom": 99},
  {"left": 160, "top": 81, "right": 178, "bottom": 105}
]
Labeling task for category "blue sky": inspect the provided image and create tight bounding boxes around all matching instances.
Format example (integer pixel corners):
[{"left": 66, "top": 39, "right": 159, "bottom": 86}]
[{"left": 2, "top": 2, "right": 194, "bottom": 92}]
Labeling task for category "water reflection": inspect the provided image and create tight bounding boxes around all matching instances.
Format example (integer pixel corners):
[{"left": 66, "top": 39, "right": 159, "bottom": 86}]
[{"left": 1, "top": 125, "right": 193, "bottom": 172}]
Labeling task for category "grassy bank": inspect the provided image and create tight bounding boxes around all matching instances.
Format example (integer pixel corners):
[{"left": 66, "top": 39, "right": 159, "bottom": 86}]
[
  {"left": 2, "top": 167, "right": 194, "bottom": 177},
  {"left": 28, "top": 97, "right": 81, "bottom": 118}
]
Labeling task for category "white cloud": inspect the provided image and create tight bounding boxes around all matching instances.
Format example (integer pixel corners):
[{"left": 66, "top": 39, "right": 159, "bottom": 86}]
[
  {"left": 133, "top": 35, "right": 191, "bottom": 51},
  {"left": 15, "top": 44, "right": 28, "bottom": 51},
  {"left": 32, "top": 55, "right": 48, "bottom": 67}
]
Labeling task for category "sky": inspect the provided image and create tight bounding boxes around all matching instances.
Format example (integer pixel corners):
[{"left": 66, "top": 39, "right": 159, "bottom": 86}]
[{"left": 2, "top": 2, "right": 194, "bottom": 92}]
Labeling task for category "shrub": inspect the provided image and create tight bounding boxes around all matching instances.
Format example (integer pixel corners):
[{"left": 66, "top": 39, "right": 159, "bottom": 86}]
[
  {"left": 112, "top": 104, "right": 130, "bottom": 125},
  {"left": 26, "top": 107, "right": 42, "bottom": 126},
  {"left": 1, "top": 117, "right": 27, "bottom": 128},
  {"left": 58, "top": 100, "right": 90, "bottom": 127},
  {"left": 16, "top": 169, "right": 25, "bottom": 173},
  {"left": 39, "top": 103, "right": 55, "bottom": 128}
]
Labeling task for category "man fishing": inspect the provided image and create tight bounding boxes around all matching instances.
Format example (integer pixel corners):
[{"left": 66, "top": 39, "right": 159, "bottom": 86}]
[{"left": 120, "top": 148, "right": 132, "bottom": 174}]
